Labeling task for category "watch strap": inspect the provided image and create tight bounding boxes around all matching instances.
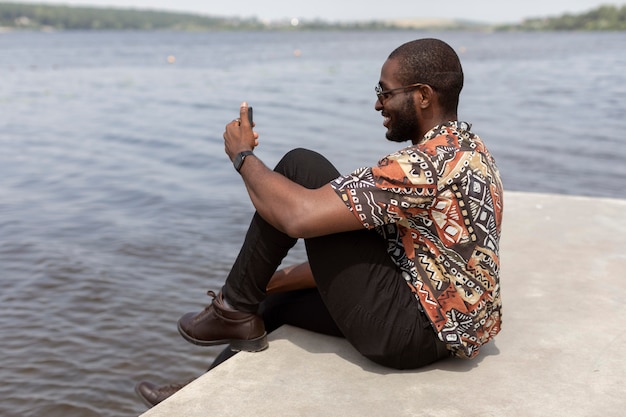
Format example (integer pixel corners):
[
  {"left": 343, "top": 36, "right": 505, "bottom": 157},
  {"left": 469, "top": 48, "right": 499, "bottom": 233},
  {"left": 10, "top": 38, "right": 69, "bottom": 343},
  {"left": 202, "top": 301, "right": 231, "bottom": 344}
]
[{"left": 233, "top": 150, "right": 254, "bottom": 172}]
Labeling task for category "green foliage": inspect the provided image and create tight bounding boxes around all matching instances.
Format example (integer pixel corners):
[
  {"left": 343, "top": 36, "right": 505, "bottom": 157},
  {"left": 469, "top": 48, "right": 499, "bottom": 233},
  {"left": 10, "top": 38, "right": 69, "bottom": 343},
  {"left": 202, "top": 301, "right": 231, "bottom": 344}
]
[
  {"left": 0, "top": 2, "right": 263, "bottom": 30},
  {"left": 497, "top": 4, "right": 626, "bottom": 31},
  {"left": 0, "top": 2, "right": 472, "bottom": 31}
]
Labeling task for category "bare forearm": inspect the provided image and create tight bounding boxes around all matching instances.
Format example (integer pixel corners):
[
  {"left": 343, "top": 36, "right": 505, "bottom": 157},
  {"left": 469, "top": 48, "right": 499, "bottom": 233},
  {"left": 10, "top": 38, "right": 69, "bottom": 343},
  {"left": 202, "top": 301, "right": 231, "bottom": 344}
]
[{"left": 222, "top": 103, "right": 363, "bottom": 238}]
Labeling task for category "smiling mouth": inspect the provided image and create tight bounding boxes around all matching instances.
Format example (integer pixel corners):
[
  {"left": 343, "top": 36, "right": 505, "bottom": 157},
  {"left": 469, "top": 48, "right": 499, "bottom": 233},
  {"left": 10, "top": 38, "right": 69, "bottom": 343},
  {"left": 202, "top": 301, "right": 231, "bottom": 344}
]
[{"left": 380, "top": 111, "right": 391, "bottom": 128}]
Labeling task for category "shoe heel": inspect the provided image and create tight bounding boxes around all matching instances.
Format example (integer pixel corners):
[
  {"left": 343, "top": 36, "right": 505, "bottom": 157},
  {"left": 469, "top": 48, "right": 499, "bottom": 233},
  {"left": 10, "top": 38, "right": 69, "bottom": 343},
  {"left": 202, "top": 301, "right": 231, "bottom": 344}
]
[{"left": 230, "top": 333, "right": 268, "bottom": 352}]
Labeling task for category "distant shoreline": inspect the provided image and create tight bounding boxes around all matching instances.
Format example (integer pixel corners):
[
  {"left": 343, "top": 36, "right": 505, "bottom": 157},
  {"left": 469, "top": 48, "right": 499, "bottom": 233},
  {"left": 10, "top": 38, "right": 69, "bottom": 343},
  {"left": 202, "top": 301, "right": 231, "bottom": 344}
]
[{"left": 1, "top": 2, "right": 625, "bottom": 31}]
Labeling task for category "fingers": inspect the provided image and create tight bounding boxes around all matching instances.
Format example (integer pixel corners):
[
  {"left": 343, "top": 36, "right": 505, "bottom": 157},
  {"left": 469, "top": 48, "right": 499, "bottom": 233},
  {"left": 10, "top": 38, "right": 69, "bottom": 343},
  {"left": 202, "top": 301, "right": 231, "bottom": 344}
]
[
  {"left": 223, "top": 102, "right": 258, "bottom": 161},
  {"left": 239, "top": 102, "right": 251, "bottom": 128}
]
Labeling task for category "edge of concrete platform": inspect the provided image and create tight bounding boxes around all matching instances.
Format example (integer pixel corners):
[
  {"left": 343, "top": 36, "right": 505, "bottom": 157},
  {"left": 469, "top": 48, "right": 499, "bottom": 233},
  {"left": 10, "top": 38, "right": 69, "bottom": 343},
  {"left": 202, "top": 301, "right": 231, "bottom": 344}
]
[{"left": 140, "top": 191, "right": 626, "bottom": 417}]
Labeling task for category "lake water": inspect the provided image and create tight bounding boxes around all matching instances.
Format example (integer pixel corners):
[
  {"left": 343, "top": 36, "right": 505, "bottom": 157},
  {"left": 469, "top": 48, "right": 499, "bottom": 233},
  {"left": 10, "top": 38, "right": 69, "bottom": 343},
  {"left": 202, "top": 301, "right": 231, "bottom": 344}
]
[{"left": 1, "top": 30, "right": 625, "bottom": 416}]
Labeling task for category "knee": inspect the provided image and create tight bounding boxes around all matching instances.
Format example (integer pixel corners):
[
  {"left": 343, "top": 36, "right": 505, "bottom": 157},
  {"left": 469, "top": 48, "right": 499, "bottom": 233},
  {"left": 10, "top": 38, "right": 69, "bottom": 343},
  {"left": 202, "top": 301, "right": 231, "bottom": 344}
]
[
  {"left": 274, "top": 148, "right": 318, "bottom": 172},
  {"left": 273, "top": 148, "right": 340, "bottom": 187}
]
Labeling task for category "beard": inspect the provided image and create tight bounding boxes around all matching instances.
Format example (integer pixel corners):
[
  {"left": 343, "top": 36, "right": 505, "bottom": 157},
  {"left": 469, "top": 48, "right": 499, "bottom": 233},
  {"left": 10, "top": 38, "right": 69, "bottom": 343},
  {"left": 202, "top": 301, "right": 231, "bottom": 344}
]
[{"left": 385, "top": 95, "right": 420, "bottom": 143}]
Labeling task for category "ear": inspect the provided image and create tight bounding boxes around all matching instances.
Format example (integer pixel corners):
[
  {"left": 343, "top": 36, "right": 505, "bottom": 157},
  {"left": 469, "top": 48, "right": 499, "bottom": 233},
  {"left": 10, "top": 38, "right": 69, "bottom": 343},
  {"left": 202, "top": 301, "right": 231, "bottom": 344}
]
[{"left": 416, "top": 84, "right": 435, "bottom": 109}]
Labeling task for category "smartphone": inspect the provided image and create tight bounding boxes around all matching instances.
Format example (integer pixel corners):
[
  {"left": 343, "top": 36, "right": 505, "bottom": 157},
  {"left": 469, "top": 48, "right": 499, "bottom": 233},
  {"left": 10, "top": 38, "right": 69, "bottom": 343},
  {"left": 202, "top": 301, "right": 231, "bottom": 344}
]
[{"left": 247, "top": 107, "right": 253, "bottom": 125}]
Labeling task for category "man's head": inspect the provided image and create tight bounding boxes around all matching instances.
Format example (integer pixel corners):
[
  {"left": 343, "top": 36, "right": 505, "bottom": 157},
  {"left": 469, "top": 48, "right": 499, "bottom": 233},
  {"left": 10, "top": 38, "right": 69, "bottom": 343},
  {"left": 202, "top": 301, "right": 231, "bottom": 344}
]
[{"left": 375, "top": 38, "right": 464, "bottom": 143}]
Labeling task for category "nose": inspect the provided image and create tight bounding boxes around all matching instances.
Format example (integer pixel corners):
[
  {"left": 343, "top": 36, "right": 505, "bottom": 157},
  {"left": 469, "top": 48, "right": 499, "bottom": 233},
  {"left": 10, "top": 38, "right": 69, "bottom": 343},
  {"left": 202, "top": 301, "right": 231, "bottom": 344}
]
[{"left": 374, "top": 97, "right": 383, "bottom": 111}]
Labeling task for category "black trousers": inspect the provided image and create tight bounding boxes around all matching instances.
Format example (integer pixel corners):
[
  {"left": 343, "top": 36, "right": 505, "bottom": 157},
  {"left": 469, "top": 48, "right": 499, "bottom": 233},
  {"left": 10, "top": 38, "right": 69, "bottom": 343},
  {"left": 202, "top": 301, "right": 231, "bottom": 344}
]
[{"left": 221, "top": 148, "right": 448, "bottom": 369}]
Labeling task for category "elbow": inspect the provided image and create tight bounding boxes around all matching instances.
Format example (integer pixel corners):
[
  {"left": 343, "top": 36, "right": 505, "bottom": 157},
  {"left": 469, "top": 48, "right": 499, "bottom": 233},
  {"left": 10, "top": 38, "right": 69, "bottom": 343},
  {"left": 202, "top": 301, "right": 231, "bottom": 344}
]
[
  {"left": 274, "top": 204, "right": 318, "bottom": 239},
  {"left": 255, "top": 204, "right": 311, "bottom": 239},
  {"left": 257, "top": 189, "right": 331, "bottom": 239},
  {"left": 280, "top": 215, "right": 312, "bottom": 239},
  {"left": 254, "top": 205, "right": 304, "bottom": 238}
]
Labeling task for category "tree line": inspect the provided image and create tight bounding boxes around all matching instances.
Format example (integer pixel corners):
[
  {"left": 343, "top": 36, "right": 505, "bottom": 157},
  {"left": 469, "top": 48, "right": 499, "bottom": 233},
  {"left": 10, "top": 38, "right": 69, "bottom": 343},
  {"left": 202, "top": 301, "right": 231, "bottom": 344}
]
[
  {"left": 0, "top": 2, "right": 264, "bottom": 30},
  {"left": 497, "top": 4, "right": 626, "bottom": 31},
  {"left": 0, "top": 2, "right": 420, "bottom": 30},
  {"left": 1, "top": 2, "right": 625, "bottom": 31}
]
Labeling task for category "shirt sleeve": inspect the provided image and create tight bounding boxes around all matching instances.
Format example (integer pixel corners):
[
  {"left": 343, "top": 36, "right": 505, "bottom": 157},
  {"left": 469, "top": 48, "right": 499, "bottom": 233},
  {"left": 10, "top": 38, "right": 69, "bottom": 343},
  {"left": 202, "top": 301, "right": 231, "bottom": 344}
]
[{"left": 330, "top": 149, "right": 438, "bottom": 229}]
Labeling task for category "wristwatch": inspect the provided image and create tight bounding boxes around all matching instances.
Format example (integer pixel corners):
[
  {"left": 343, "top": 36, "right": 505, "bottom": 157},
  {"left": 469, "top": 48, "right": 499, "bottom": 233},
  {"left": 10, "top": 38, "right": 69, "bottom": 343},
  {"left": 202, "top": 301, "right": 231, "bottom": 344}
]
[{"left": 233, "top": 150, "right": 254, "bottom": 172}]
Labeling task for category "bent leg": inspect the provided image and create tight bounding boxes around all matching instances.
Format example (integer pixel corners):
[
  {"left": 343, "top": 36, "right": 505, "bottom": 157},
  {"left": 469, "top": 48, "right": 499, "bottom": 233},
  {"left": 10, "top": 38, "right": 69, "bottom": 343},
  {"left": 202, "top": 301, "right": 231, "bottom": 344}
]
[
  {"left": 219, "top": 148, "right": 447, "bottom": 368},
  {"left": 222, "top": 148, "right": 341, "bottom": 313}
]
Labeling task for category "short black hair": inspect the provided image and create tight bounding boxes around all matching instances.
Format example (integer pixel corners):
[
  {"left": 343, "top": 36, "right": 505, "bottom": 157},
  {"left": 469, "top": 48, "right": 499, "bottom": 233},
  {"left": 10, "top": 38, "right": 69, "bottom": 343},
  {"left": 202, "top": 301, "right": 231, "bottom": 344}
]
[{"left": 388, "top": 38, "right": 464, "bottom": 115}]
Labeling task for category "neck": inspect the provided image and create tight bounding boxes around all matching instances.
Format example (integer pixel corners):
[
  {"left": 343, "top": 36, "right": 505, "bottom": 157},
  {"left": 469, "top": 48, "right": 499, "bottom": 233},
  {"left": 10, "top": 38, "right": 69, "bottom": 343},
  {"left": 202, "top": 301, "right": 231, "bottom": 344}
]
[{"left": 413, "top": 113, "right": 457, "bottom": 144}]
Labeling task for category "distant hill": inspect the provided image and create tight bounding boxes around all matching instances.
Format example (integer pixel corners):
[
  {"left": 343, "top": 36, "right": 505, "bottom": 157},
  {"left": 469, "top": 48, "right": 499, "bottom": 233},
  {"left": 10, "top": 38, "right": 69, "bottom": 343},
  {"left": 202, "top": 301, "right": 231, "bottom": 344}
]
[
  {"left": 0, "top": 2, "right": 261, "bottom": 30},
  {"left": 384, "top": 18, "right": 487, "bottom": 30},
  {"left": 0, "top": 2, "right": 482, "bottom": 31},
  {"left": 497, "top": 4, "right": 626, "bottom": 31},
  {"left": 1, "top": 2, "right": 624, "bottom": 31}
]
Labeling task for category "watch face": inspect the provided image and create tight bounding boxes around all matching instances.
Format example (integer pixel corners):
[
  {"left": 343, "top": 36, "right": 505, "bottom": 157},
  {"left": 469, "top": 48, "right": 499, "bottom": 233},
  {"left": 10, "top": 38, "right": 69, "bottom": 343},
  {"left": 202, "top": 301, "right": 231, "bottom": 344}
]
[
  {"left": 234, "top": 153, "right": 244, "bottom": 171},
  {"left": 234, "top": 151, "right": 253, "bottom": 172}
]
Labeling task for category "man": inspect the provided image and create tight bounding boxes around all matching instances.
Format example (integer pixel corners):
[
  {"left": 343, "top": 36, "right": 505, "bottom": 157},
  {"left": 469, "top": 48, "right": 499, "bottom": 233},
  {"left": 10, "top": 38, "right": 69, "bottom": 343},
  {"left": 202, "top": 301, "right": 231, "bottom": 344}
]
[{"left": 136, "top": 38, "right": 503, "bottom": 407}]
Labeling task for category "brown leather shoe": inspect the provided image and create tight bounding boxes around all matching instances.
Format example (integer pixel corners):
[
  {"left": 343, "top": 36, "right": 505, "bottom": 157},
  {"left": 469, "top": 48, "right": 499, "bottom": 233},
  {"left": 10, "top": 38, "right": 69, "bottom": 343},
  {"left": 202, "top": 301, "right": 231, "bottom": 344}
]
[
  {"left": 134, "top": 380, "right": 186, "bottom": 407},
  {"left": 177, "top": 290, "right": 268, "bottom": 352}
]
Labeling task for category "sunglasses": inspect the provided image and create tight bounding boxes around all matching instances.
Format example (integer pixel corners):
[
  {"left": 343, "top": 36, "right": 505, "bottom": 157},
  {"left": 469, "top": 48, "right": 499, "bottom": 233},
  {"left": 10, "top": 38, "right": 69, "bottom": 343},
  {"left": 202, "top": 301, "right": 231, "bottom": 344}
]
[{"left": 375, "top": 83, "right": 427, "bottom": 104}]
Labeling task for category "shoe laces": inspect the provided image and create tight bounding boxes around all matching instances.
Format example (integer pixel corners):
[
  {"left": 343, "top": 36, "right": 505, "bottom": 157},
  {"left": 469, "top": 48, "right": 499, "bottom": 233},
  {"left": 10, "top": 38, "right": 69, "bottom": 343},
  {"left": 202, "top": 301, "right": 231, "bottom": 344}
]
[
  {"left": 202, "top": 290, "right": 217, "bottom": 310},
  {"left": 193, "top": 290, "right": 218, "bottom": 320}
]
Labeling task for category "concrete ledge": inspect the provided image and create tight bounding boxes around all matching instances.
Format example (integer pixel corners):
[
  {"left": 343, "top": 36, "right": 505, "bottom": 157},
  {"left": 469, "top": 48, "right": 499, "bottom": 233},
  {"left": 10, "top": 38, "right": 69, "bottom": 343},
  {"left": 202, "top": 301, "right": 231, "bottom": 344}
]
[{"left": 141, "top": 192, "right": 626, "bottom": 417}]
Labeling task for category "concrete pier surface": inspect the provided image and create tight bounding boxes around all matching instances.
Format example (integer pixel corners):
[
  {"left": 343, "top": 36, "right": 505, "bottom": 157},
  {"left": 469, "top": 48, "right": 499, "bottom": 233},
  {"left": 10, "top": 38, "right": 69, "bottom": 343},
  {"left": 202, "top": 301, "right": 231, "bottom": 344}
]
[{"left": 140, "top": 191, "right": 626, "bottom": 417}]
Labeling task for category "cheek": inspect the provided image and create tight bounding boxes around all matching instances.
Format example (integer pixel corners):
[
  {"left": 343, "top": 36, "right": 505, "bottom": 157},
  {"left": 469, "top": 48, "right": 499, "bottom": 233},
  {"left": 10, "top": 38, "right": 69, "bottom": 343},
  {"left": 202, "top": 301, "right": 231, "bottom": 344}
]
[{"left": 398, "top": 96, "right": 418, "bottom": 125}]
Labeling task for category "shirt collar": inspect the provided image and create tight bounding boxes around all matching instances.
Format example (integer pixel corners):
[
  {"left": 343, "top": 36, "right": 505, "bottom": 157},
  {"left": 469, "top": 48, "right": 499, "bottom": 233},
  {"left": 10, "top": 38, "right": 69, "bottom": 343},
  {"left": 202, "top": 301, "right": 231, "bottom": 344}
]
[{"left": 421, "top": 120, "right": 472, "bottom": 143}]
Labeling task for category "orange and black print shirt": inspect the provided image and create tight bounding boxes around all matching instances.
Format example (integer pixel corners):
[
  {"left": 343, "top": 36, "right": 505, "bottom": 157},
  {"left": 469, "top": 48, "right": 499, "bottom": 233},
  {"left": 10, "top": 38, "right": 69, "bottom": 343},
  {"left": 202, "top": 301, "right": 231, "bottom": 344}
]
[{"left": 330, "top": 121, "right": 503, "bottom": 359}]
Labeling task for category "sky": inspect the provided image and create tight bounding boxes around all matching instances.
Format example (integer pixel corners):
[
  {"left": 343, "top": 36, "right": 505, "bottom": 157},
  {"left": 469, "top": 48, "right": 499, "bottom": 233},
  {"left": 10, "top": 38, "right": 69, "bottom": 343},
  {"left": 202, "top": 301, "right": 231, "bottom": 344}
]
[{"left": 9, "top": 0, "right": 626, "bottom": 24}]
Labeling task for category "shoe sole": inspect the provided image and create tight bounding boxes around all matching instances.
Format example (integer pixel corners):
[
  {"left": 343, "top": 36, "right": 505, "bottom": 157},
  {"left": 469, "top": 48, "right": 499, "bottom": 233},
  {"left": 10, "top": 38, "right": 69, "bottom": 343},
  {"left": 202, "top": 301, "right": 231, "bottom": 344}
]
[
  {"left": 177, "top": 321, "right": 269, "bottom": 352},
  {"left": 134, "top": 383, "right": 159, "bottom": 408}
]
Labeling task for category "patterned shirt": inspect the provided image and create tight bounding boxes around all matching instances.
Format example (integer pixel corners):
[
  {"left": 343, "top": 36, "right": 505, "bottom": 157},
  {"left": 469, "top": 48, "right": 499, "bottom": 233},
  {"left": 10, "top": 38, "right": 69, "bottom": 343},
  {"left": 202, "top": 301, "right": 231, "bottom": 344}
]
[{"left": 330, "top": 121, "right": 503, "bottom": 358}]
